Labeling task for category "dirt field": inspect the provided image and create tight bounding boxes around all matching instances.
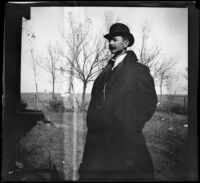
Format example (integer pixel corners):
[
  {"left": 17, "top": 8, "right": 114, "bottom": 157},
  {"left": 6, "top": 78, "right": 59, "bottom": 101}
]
[{"left": 17, "top": 110, "right": 189, "bottom": 181}]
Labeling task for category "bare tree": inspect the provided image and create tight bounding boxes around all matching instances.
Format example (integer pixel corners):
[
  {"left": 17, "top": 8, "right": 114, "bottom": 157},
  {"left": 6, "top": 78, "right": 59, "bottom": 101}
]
[
  {"left": 166, "top": 75, "right": 177, "bottom": 104},
  {"left": 153, "top": 55, "right": 176, "bottom": 103},
  {"left": 37, "top": 42, "right": 61, "bottom": 98},
  {"left": 138, "top": 22, "right": 160, "bottom": 71},
  {"left": 165, "top": 74, "right": 178, "bottom": 122},
  {"left": 104, "top": 11, "right": 120, "bottom": 32},
  {"left": 60, "top": 12, "right": 88, "bottom": 94},
  {"left": 60, "top": 12, "right": 108, "bottom": 109},
  {"left": 137, "top": 21, "right": 178, "bottom": 106},
  {"left": 182, "top": 67, "right": 188, "bottom": 92},
  {"left": 22, "top": 18, "right": 39, "bottom": 108},
  {"left": 30, "top": 47, "right": 39, "bottom": 108}
]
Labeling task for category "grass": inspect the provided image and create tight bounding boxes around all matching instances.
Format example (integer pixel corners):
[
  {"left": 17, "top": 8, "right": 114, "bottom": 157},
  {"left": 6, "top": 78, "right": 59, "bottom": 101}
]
[
  {"left": 16, "top": 110, "right": 188, "bottom": 181},
  {"left": 143, "top": 112, "right": 188, "bottom": 181}
]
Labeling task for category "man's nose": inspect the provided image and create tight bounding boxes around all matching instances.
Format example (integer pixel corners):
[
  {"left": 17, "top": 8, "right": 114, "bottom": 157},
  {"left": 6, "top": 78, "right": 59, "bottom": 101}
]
[{"left": 109, "top": 40, "right": 115, "bottom": 45}]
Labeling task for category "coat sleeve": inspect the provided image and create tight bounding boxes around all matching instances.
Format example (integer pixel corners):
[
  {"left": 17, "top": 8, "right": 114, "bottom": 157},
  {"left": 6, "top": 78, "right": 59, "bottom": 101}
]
[
  {"left": 111, "top": 65, "right": 157, "bottom": 137},
  {"left": 135, "top": 66, "right": 157, "bottom": 124},
  {"left": 126, "top": 66, "right": 157, "bottom": 138}
]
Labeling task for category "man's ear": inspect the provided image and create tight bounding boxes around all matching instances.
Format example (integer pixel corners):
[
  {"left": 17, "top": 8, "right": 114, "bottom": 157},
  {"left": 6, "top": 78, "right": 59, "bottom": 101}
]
[{"left": 124, "top": 39, "right": 129, "bottom": 48}]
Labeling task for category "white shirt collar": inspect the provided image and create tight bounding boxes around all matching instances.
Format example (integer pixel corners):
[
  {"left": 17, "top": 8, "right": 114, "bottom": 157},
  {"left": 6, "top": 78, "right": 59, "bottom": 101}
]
[{"left": 112, "top": 53, "right": 127, "bottom": 70}]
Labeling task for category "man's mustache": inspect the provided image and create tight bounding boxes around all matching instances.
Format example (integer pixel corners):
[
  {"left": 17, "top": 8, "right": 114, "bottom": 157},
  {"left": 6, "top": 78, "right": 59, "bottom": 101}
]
[{"left": 109, "top": 45, "right": 116, "bottom": 50}]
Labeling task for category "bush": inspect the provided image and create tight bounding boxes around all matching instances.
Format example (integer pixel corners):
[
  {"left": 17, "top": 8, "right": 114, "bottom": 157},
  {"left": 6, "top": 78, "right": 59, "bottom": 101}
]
[
  {"left": 156, "top": 102, "right": 188, "bottom": 115},
  {"left": 65, "top": 107, "right": 74, "bottom": 113},
  {"left": 171, "top": 104, "right": 188, "bottom": 115},
  {"left": 48, "top": 97, "right": 65, "bottom": 113},
  {"left": 78, "top": 102, "right": 89, "bottom": 112}
]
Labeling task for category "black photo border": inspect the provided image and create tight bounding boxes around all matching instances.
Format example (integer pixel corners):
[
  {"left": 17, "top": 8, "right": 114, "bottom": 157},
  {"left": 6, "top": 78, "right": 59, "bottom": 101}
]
[{"left": 2, "top": 1, "right": 199, "bottom": 181}]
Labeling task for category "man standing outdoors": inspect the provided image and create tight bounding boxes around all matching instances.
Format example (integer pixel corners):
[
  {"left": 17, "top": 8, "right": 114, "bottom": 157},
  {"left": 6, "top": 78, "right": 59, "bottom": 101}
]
[{"left": 79, "top": 23, "right": 157, "bottom": 181}]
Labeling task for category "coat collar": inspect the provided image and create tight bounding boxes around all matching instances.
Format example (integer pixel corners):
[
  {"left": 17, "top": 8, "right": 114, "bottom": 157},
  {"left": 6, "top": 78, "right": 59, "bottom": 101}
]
[{"left": 126, "top": 50, "right": 138, "bottom": 62}]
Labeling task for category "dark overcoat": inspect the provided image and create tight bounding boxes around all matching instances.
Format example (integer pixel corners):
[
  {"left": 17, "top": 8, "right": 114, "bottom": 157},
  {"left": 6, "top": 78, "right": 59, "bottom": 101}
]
[{"left": 79, "top": 50, "right": 157, "bottom": 181}]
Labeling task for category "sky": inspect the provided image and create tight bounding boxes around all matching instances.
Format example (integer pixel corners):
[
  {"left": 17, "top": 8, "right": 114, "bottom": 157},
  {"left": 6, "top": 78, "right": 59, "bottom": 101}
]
[{"left": 21, "top": 6, "right": 188, "bottom": 95}]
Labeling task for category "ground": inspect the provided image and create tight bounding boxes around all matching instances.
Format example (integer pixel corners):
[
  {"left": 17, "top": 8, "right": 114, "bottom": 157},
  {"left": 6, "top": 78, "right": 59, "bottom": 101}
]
[{"left": 17, "top": 111, "right": 188, "bottom": 181}]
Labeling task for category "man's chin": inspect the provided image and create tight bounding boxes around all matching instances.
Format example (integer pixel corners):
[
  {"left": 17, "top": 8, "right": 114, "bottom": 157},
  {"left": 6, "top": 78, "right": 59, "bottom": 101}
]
[
  {"left": 110, "top": 50, "right": 123, "bottom": 56},
  {"left": 110, "top": 50, "right": 117, "bottom": 54}
]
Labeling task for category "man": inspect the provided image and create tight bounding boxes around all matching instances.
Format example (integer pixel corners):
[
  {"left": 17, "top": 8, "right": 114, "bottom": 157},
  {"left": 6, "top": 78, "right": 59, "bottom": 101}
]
[{"left": 79, "top": 23, "right": 157, "bottom": 181}]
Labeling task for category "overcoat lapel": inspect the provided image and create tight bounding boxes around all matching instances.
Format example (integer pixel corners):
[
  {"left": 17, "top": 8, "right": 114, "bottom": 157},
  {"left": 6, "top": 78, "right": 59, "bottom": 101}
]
[
  {"left": 106, "top": 58, "right": 127, "bottom": 89},
  {"left": 105, "top": 51, "right": 137, "bottom": 91}
]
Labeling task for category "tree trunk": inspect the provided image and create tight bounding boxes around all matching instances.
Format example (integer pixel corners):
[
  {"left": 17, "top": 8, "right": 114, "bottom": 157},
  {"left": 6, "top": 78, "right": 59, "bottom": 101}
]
[
  {"left": 31, "top": 49, "right": 38, "bottom": 108},
  {"left": 68, "top": 70, "right": 73, "bottom": 94},
  {"left": 68, "top": 60, "right": 74, "bottom": 94},
  {"left": 52, "top": 78, "right": 55, "bottom": 99},
  {"left": 159, "top": 80, "right": 163, "bottom": 104},
  {"left": 81, "top": 82, "right": 87, "bottom": 110}
]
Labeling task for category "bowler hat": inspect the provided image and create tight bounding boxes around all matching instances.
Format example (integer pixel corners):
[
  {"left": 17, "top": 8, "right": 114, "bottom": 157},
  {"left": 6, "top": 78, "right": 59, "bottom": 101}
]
[{"left": 104, "top": 23, "right": 134, "bottom": 47}]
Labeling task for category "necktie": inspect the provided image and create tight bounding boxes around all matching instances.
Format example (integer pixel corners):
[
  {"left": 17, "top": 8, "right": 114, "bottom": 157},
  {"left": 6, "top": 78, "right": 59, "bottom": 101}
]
[
  {"left": 103, "top": 58, "right": 115, "bottom": 73},
  {"left": 102, "top": 57, "right": 116, "bottom": 100},
  {"left": 103, "top": 57, "right": 115, "bottom": 82}
]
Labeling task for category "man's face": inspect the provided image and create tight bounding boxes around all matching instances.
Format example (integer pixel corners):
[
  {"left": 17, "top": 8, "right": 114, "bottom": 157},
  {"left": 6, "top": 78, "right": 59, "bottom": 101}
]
[{"left": 109, "top": 35, "right": 129, "bottom": 55}]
